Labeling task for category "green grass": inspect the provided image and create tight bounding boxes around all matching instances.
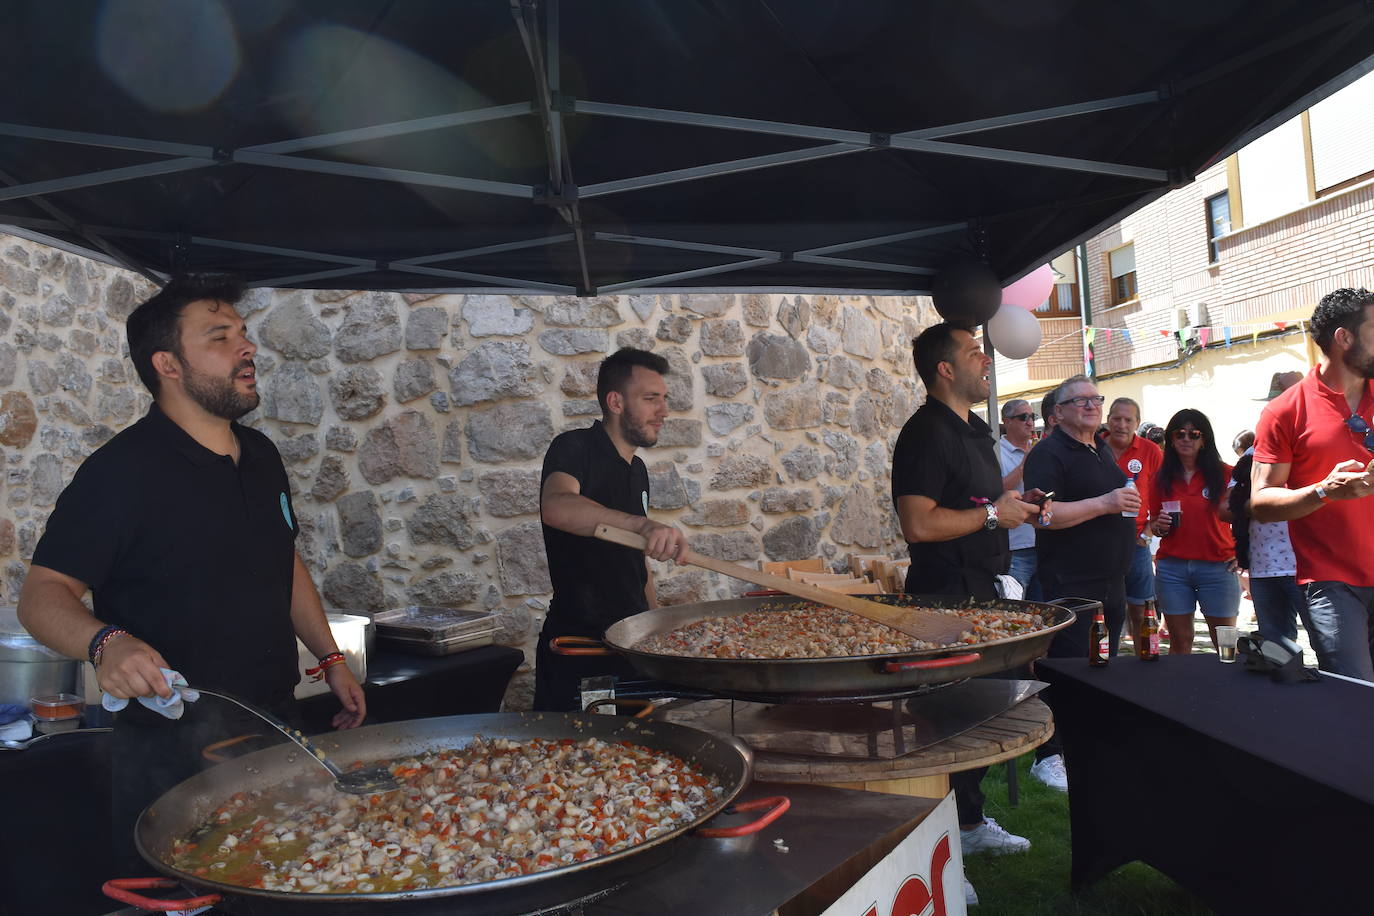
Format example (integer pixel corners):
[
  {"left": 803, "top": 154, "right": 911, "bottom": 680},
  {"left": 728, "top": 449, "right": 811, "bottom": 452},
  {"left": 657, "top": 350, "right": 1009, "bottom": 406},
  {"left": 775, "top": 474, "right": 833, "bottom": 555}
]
[{"left": 961, "top": 755, "right": 1214, "bottom": 915}]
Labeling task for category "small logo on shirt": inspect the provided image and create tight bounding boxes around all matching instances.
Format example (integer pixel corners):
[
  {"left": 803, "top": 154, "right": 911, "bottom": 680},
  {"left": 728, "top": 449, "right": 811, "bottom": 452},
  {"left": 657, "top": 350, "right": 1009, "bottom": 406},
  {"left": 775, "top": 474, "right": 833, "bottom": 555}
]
[
  {"left": 280, "top": 492, "right": 294, "bottom": 531},
  {"left": 1201, "top": 487, "right": 1211, "bottom": 500},
  {"left": 641, "top": 490, "right": 649, "bottom": 514},
  {"left": 1127, "top": 458, "right": 1143, "bottom": 475}
]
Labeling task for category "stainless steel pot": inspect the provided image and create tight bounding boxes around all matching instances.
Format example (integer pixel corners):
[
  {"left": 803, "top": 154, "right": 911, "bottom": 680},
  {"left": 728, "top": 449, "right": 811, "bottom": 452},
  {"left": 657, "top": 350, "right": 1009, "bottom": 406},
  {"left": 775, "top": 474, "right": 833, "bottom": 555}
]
[
  {"left": 0, "top": 606, "right": 81, "bottom": 708},
  {"left": 559, "top": 594, "right": 1089, "bottom": 696},
  {"left": 113, "top": 712, "right": 781, "bottom": 915}
]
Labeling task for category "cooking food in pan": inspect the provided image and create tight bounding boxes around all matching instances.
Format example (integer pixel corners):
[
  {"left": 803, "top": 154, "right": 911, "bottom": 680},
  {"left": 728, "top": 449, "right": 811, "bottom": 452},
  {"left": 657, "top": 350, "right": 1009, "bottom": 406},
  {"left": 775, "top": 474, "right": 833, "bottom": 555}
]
[
  {"left": 168, "top": 735, "right": 723, "bottom": 894},
  {"left": 636, "top": 601, "right": 1049, "bottom": 659}
]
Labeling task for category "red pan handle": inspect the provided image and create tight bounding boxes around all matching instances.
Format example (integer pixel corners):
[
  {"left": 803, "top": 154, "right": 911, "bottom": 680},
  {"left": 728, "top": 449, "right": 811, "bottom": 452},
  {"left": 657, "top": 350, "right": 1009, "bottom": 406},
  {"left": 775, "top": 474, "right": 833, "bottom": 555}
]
[
  {"left": 882, "top": 651, "right": 982, "bottom": 673},
  {"left": 584, "top": 697, "right": 654, "bottom": 718},
  {"left": 103, "top": 878, "right": 221, "bottom": 911},
  {"left": 697, "top": 795, "right": 790, "bottom": 838},
  {"left": 744, "top": 590, "right": 787, "bottom": 597},
  {"left": 550, "top": 636, "right": 612, "bottom": 656}
]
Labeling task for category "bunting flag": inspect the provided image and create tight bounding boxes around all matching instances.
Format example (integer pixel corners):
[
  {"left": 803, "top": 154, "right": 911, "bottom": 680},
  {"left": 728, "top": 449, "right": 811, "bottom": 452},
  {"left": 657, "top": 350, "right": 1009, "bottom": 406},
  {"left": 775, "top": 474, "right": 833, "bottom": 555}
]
[
  {"left": 1121, "top": 328, "right": 1132, "bottom": 345},
  {"left": 1223, "top": 327, "right": 1233, "bottom": 348},
  {"left": 1252, "top": 328, "right": 1262, "bottom": 345},
  {"left": 1198, "top": 327, "right": 1212, "bottom": 347},
  {"left": 1101, "top": 328, "right": 1113, "bottom": 344},
  {"left": 1159, "top": 329, "right": 1171, "bottom": 337}
]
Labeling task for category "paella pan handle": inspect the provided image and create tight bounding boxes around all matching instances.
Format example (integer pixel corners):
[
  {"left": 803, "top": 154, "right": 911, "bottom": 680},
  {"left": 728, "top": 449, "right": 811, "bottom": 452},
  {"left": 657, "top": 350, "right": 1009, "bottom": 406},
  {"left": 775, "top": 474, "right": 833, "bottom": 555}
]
[
  {"left": 882, "top": 651, "right": 982, "bottom": 673},
  {"left": 584, "top": 697, "right": 654, "bottom": 718},
  {"left": 550, "top": 636, "right": 613, "bottom": 656},
  {"left": 696, "top": 795, "right": 791, "bottom": 838},
  {"left": 743, "top": 589, "right": 786, "bottom": 597},
  {"left": 102, "top": 877, "right": 221, "bottom": 911},
  {"left": 1043, "top": 596, "right": 1103, "bottom": 616}
]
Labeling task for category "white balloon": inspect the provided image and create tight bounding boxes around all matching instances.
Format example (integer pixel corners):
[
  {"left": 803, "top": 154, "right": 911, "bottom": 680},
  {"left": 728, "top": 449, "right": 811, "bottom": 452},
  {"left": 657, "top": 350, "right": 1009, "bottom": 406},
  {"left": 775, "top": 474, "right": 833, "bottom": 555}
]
[{"left": 987, "top": 304, "right": 1043, "bottom": 359}]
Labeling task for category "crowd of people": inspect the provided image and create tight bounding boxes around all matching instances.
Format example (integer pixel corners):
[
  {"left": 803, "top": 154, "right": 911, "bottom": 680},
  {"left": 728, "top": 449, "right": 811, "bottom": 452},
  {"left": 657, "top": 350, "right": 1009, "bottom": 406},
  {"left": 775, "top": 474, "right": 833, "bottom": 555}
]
[{"left": 894, "top": 286, "right": 1374, "bottom": 905}]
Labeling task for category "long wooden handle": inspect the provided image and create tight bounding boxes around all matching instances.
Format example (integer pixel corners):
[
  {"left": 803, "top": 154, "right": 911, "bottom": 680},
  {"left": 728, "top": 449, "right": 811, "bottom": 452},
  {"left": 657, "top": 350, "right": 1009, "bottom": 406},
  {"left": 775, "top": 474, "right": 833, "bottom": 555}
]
[{"left": 593, "top": 524, "right": 967, "bottom": 643}]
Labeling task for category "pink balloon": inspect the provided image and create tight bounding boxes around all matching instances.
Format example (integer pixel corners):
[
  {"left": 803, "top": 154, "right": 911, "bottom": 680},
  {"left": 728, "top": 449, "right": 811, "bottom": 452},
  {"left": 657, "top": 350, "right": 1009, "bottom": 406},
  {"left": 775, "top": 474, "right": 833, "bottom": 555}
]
[{"left": 1002, "top": 264, "right": 1056, "bottom": 310}]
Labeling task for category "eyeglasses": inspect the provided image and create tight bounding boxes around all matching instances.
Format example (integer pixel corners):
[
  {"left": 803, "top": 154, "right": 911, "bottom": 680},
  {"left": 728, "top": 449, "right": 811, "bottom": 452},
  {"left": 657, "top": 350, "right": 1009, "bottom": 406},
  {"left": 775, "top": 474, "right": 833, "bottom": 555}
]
[
  {"left": 1172, "top": 429, "right": 1203, "bottom": 441},
  {"left": 1061, "top": 395, "right": 1105, "bottom": 409},
  {"left": 1007, "top": 412, "right": 1037, "bottom": 422},
  {"left": 1348, "top": 414, "right": 1374, "bottom": 452}
]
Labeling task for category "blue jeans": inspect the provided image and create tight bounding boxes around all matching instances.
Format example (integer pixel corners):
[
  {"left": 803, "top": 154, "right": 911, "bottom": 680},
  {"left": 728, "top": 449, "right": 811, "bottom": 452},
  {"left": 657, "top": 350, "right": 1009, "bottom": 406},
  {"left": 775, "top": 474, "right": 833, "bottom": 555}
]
[
  {"left": 1124, "top": 541, "right": 1155, "bottom": 605},
  {"left": 1249, "top": 575, "right": 1306, "bottom": 655},
  {"left": 1008, "top": 548, "right": 1037, "bottom": 592},
  {"left": 1303, "top": 581, "right": 1374, "bottom": 680},
  {"left": 1155, "top": 557, "right": 1240, "bottom": 620}
]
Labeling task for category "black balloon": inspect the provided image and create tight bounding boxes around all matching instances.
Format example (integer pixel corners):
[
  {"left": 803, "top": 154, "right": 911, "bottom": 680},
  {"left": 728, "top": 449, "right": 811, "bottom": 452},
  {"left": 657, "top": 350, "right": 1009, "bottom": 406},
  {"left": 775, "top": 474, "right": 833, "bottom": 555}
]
[{"left": 931, "top": 260, "right": 1002, "bottom": 325}]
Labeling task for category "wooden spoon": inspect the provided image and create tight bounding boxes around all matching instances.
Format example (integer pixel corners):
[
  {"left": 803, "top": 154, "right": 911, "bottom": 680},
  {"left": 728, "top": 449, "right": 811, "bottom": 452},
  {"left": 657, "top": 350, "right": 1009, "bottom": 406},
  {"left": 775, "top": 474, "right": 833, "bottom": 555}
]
[{"left": 594, "top": 524, "right": 971, "bottom": 645}]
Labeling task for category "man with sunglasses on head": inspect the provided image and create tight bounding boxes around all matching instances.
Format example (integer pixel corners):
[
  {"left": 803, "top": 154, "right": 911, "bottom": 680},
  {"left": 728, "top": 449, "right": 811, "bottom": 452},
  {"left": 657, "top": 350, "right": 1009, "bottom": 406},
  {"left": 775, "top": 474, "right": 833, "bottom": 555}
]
[
  {"left": 1252, "top": 288, "right": 1374, "bottom": 678},
  {"left": 1022, "top": 376, "right": 1141, "bottom": 791},
  {"left": 998, "top": 399, "right": 1041, "bottom": 597}
]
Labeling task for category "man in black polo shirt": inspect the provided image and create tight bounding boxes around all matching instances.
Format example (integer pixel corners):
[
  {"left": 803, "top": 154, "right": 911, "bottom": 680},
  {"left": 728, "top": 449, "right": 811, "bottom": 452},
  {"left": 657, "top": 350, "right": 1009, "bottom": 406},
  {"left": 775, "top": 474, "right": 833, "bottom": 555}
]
[
  {"left": 18, "top": 273, "right": 365, "bottom": 870},
  {"left": 534, "top": 348, "right": 688, "bottom": 711},
  {"left": 892, "top": 323, "right": 1042, "bottom": 896},
  {"left": 1022, "top": 374, "right": 1139, "bottom": 791}
]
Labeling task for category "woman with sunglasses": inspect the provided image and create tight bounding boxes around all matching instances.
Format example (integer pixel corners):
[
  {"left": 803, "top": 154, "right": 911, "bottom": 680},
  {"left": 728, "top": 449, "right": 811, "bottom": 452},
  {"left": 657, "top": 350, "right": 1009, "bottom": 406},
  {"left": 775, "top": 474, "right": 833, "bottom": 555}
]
[{"left": 1149, "top": 409, "right": 1239, "bottom": 652}]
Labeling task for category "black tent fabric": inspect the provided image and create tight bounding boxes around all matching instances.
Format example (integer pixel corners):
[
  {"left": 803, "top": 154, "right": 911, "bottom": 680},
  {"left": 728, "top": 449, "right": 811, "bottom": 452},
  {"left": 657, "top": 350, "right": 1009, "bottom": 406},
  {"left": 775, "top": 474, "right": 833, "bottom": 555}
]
[{"left": 1, "top": 0, "right": 1372, "bottom": 295}]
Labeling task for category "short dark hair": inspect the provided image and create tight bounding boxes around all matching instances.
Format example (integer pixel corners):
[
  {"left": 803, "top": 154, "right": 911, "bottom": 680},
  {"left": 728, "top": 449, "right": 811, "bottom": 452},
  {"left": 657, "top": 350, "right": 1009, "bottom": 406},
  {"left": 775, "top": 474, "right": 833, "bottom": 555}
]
[
  {"left": 912, "top": 322, "right": 974, "bottom": 390},
  {"left": 1311, "top": 287, "right": 1374, "bottom": 353},
  {"left": 126, "top": 273, "right": 246, "bottom": 395},
  {"left": 1040, "top": 388, "right": 1058, "bottom": 421},
  {"left": 596, "top": 347, "right": 669, "bottom": 412}
]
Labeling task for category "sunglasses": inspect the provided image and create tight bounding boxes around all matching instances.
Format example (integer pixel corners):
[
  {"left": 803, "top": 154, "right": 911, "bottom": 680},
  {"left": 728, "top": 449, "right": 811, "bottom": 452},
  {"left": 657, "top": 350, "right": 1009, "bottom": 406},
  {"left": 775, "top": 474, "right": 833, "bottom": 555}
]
[
  {"left": 1061, "top": 395, "right": 1105, "bottom": 409},
  {"left": 1007, "top": 412, "right": 1037, "bottom": 422},
  {"left": 1348, "top": 414, "right": 1374, "bottom": 452},
  {"left": 1172, "top": 429, "right": 1203, "bottom": 441}
]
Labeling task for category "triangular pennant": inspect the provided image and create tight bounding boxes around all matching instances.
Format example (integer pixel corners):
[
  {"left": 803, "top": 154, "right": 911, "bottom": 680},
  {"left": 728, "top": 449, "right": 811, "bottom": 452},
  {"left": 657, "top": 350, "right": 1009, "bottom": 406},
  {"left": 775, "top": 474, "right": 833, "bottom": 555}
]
[
  {"left": 1198, "top": 327, "right": 1212, "bottom": 347},
  {"left": 1252, "top": 329, "right": 1261, "bottom": 345},
  {"left": 1084, "top": 327, "right": 1097, "bottom": 346},
  {"left": 1102, "top": 328, "right": 1114, "bottom": 344},
  {"left": 1159, "top": 329, "right": 1171, "bottom": 337},
  {"left": 1121, "top": 328, "right": 1132, "bottom": 345},
  {"left": 1224, "top": 327, "right": 1233, "bottom": 348},
  {"left": 1274, "top": 321, "right": 1287, "bottom": 331}
]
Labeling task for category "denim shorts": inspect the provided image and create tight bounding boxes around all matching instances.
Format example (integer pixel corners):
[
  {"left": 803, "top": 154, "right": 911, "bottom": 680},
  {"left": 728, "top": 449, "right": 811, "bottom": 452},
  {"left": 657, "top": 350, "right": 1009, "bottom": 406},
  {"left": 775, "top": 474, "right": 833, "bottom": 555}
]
[
  {"left": 1155, "top": 556, "right": 1240, "bottom": 619},
  {"left": 1124, "top": 541, "right": 1155, "bottom": 605}
]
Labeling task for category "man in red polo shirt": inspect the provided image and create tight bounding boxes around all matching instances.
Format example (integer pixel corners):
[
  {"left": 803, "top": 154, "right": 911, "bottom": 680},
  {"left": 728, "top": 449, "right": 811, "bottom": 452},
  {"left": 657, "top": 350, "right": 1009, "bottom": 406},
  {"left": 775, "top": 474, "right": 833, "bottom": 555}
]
[
  {"left": 1252, "top": 288, "right": 1374, "bottom": 678},
  {"left": 1105, "top": 397, "right": 1163, "bottom": 646}
]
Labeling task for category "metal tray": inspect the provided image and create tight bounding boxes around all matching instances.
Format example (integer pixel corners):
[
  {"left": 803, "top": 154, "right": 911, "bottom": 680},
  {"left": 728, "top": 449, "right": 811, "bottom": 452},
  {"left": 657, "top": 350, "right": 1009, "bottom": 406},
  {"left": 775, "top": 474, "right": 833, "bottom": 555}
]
[
  {"left": 379, "top": 628, "right": 497, "bottom": 656},
  {"left": 373, "top": 606, "right": 497, "bottom": 640}
]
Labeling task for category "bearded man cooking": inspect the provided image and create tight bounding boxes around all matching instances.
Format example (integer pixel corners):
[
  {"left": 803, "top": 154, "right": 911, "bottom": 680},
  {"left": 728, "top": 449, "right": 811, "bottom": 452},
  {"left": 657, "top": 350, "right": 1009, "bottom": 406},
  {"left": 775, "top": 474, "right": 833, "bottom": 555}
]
[
  {"left": 17, "top": 274, "right": 365, "bottom": 871},
  {"left": 534, "top": 348, "right": 688, "bottom": 711}
]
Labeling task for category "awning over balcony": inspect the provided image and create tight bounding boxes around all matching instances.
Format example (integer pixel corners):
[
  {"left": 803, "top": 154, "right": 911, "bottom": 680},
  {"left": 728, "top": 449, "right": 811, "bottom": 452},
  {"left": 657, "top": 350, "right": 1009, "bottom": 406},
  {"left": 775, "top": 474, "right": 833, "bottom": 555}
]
[{"left": 1, "top": 1, "right": 1372, "bottom": 295}]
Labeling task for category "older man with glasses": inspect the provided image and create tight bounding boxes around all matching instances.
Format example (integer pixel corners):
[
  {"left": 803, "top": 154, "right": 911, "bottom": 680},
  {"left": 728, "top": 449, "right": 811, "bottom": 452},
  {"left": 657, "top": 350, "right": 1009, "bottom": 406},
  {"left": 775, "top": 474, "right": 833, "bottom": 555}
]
[
  {"left": 998, "top": 399, "right": 1041, "bottom": 598},
  {"left": 1252, "top": 288, "right": 1374, "bottom": 678},
  {"left": 1022, "top": 375, "right": 1141, "bottom": 791}
]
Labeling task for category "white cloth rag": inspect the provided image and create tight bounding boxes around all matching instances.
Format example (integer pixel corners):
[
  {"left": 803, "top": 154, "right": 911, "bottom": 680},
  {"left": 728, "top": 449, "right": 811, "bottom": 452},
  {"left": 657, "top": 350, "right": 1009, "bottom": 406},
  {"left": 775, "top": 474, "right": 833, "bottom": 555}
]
[{"left": 102, "top": 668, "right": 199, "bottom": 720}]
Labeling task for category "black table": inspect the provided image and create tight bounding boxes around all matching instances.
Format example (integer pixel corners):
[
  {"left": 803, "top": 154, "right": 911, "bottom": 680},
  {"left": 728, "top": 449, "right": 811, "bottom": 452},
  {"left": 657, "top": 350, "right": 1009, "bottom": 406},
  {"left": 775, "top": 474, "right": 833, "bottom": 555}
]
[
  {"left": 1039, "top": 654, "right": 1374, "bottom": 916},
  {"left": 299, "top": 643, "right": 523, "bottom": 731}
]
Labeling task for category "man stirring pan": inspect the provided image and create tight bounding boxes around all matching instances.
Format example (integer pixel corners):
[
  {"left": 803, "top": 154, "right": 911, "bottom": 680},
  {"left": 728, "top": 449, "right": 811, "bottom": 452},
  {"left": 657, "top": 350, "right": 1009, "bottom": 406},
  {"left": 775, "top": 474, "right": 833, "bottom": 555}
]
[
  {"left": 534, "top": 348, "right": 688, "bottom": 711},
  {"left": 17, "top": 274, "right": 365, "bottom": 871}
]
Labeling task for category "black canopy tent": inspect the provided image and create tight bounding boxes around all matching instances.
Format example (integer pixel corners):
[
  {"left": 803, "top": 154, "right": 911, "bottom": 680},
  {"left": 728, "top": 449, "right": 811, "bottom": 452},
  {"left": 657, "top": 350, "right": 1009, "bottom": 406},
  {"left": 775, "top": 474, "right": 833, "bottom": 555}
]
[{"left": 1, "top": 0, "right": 1373, "bottom": 295}]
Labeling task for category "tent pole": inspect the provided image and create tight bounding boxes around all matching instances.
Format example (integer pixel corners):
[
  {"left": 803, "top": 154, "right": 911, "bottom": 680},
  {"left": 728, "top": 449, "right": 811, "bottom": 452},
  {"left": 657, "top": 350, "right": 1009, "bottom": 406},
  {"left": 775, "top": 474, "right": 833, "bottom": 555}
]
[{"left": 985, "top": 323, "right": 999, "bottom": 441}]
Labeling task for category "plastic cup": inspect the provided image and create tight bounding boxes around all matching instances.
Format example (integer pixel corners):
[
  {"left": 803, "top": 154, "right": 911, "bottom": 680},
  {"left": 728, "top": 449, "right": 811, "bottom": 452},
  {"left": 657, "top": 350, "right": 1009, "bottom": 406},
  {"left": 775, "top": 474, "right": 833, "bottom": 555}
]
[
  {"left": 1216, "top": 625, "right": 1239, "bottom": 663},
  {"left": 1161, "top": 500, "right": 1182, "bottom": 537}
]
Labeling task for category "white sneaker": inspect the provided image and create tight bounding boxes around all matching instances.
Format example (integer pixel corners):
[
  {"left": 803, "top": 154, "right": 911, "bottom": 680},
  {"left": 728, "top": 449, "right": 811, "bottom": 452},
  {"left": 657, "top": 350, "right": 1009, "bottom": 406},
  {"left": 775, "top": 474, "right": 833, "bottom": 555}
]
[
  {"left": 1030, "top": 754, "right": 1069, "bottom": 792},
  {"left": 964, "top": 877, "right": 979, "bottom": 907},
  {"left": 959, "top": 817, "right": 1030, "bottom": 856}
]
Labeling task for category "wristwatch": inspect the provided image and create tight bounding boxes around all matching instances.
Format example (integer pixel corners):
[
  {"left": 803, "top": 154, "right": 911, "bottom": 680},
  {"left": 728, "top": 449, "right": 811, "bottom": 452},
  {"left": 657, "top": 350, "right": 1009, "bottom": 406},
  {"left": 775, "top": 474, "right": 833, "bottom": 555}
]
[
  {"left": 982, "top": 503, "right": 1000, "bottom": 530},
  {"left": 1314, "top": 484, "right": 1330, "bottom": 503}
]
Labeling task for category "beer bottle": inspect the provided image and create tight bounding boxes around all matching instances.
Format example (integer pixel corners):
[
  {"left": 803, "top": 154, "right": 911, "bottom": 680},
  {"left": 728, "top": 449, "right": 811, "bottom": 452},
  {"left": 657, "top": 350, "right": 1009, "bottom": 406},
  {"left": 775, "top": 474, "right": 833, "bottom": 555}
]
[
  {"left": 1088, "top": 611, "right": 1110, "bottom": 666},
  {"left": 1138, "top": 601, "right": 1160, "bottom": 661}
]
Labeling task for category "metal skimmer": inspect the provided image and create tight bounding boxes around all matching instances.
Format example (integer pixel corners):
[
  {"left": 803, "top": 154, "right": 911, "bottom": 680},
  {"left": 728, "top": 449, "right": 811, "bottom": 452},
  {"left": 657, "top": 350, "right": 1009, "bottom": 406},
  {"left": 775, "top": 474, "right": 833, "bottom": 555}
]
[{"left": 181, "top": 686, "right": 399, "bottom": 795}]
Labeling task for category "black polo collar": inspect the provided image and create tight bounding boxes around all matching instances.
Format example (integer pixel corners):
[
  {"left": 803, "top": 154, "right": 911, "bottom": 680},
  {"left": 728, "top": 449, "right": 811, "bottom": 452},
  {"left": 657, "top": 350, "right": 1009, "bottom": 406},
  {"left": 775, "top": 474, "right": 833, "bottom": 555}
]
[
  {"left": 143, "top": 402, "right": 242, "bottom": 469},
  {"left": 926, "top": 395, "right": 994, "bottom": 438},
  {"left": 590, "top": 419, "right": 633, "bottom": 465},
  {"left": 1050, "top": 425, "right": 1100, "bottom": 454}
]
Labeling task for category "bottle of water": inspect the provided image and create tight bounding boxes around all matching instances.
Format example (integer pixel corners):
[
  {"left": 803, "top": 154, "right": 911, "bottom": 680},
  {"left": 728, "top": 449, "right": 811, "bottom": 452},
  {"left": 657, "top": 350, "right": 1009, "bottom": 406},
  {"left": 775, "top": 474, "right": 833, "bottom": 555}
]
[{"left": 1122, "top": 476, "right": 1139, "bottom": 518}]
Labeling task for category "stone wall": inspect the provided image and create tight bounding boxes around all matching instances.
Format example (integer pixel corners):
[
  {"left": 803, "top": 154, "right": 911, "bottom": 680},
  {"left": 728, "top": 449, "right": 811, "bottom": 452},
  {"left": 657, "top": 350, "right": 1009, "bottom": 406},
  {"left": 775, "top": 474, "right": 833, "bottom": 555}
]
[{"left": 0, "top": 232, "right": 935, "bottom": 706}]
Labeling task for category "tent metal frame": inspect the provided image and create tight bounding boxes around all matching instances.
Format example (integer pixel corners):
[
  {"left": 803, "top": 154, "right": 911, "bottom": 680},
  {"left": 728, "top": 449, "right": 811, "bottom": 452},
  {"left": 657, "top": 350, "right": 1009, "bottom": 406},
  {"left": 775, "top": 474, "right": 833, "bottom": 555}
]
[{"left": 0, "top": 0, "right": 1360, "bottom": 294}]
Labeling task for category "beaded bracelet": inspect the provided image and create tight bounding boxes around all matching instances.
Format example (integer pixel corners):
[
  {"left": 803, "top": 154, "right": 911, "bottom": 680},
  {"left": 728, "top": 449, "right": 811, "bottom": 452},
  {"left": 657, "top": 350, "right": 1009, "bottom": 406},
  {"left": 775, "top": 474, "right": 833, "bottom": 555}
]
[
  {"left": 305, "top": 652, "right": 348, "bottom": 681},
  {"left": 89, "top": 626, "right": 129, "bottom": 667}
]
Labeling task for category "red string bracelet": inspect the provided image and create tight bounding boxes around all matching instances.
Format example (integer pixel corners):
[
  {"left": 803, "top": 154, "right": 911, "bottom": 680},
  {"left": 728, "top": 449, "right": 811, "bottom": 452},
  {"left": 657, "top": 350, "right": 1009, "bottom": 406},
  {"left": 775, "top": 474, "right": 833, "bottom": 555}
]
[{"left": 305, "top": 652, "right": 347, "bottom": 681}]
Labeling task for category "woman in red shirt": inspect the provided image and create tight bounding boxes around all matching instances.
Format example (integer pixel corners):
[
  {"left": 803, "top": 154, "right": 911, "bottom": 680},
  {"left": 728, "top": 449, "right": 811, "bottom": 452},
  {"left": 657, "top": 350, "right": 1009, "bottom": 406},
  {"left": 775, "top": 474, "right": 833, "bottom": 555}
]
[{"left": 1149, "top": 409, "right": 1240, "bottom": 654}]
